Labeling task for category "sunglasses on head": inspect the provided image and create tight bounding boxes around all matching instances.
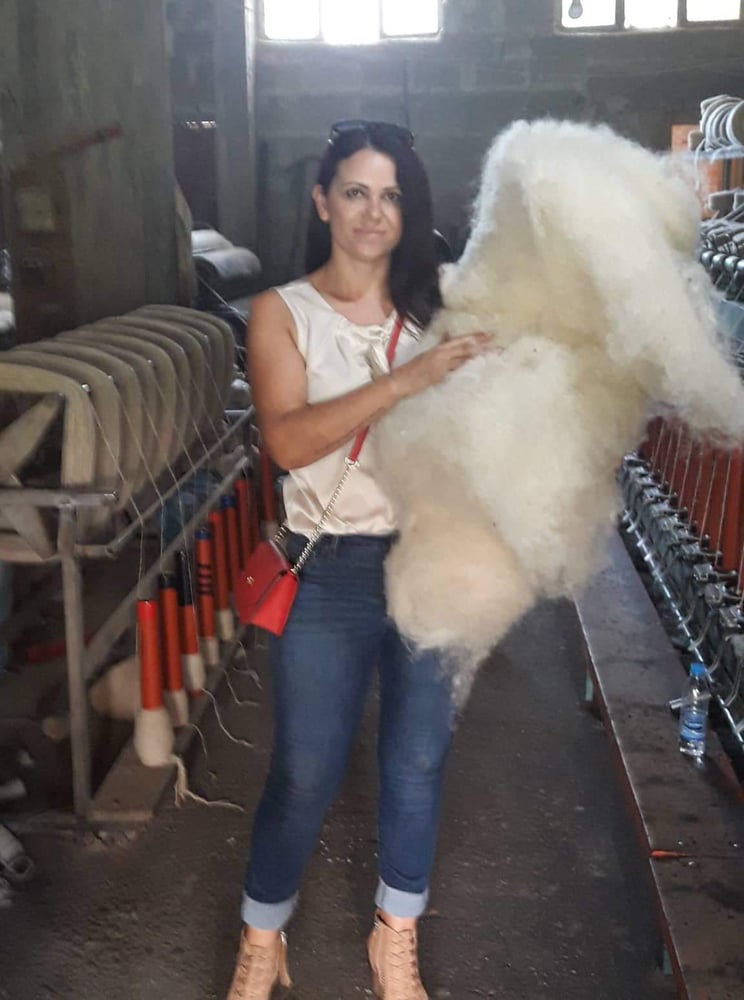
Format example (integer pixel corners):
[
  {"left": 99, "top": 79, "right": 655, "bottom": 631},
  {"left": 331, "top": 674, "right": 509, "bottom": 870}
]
[{"left": 328, "top": 120, "right": 415, "bottom": 149}]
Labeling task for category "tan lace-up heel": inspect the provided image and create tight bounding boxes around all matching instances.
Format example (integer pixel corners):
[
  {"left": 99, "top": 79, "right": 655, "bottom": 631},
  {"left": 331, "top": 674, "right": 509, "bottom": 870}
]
[
  {"left": 226, "top": 928, "right": 291, "bottom": 1000},
  {"left": 367, "top": 914, "right": 429, "bottom": 1000}
]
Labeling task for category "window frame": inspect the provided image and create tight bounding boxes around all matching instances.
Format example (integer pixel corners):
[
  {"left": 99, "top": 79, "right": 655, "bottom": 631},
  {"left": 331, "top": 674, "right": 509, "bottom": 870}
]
[
  {"left": 259, "top": 0, "right": 444, "bottom": 44},
  {"left": 557, "top": 0, "right": 744, "bottom": 34}
]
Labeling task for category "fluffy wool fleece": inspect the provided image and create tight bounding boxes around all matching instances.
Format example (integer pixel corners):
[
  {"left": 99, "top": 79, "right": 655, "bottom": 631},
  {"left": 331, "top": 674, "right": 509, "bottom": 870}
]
[{"left": 373, "top": 118, "right": 744, "bottom": 703}]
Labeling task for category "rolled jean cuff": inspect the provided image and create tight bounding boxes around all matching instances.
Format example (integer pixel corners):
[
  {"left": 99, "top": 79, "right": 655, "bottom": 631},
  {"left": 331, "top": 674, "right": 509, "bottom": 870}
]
[
  {"left": 375, "top": 879, "right": 429, "bottom": 919},
  {"left": 241, "top": 892, "right": 298, "bottom": 931}
]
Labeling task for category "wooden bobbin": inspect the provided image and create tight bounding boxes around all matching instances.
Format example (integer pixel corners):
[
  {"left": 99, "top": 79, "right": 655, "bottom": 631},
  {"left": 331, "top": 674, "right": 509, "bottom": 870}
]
[
  {"left": 137, "top": 599, "right": 163, "bottom": 711},
  {"left": 234, "top": 477, "right": 253, "bottom": 568},
  {"left": 158, "top": 574, "right": 189, "bottom": 726},
  {"left": 195, "top": 526, "right": 220, "bottom": 665},
  {"left": 222, "top": 493, "right": 241, "bottom": 592},
  {"left": 175, "top": 550, "right": 207, "bottom": 687},
  {"left": 209, "top": 508, "right": 235, "bottom": 641},
  {"left": 134, "top": 599, "right": 174, "bottom": 767}
]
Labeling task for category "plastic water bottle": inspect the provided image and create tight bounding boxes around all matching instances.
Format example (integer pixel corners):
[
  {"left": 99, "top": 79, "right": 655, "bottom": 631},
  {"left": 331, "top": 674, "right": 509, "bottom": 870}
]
[{"left": 678, "top": 662, "right": 711, "bottom": 759}]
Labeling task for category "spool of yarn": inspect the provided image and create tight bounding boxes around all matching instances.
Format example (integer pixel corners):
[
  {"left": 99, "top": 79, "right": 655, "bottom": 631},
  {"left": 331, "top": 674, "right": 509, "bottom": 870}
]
[
  {"left": 134, "top": 600, "right": 174, "bottom": 767},
  {"left": 209, "top": 508, "right": 235, "bottom": 641},
  {"left": 222, "top": 493, "right": 241, "bottom": 592},
  {"left": 158, "top": 574, "right": 189, "bottom": 727},
  {"left": 175, "top": 550, "right": 207, "bottom": 690},
  {"left": 195, "top": 526, "right": 220, "bottom": 666}
]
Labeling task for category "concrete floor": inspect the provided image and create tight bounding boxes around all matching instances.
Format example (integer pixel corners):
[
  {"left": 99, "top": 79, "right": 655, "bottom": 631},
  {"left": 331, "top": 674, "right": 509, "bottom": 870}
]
[{"left": 0, "top": 598, "right": 677, "bottom": 1000}]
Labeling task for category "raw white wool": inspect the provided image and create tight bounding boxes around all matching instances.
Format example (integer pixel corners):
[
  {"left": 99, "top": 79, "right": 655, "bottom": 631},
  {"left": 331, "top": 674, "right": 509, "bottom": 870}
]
[{"left": 375, "top": 119, "right": 744, "bottom": 701}]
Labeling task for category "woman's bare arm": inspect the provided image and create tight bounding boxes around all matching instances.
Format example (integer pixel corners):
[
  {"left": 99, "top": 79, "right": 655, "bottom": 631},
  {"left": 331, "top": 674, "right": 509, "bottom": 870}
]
[{"left": 247, "top": 289, "right": 490, "bottom": 470}]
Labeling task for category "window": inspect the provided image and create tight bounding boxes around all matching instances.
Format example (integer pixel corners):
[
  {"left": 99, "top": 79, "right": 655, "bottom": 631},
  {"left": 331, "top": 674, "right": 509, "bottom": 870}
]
[
  {"left": 624, "top": 0, "right": 677, "bottom": 29},
  {"left": 263, "top": 0, "right": 441, "bottom": 43},
  {"left": 687, "top": 0, "right": 741, "bottom": 20},
  {"left": 561, "top": 0, "right": 744, "bottom": 31}
]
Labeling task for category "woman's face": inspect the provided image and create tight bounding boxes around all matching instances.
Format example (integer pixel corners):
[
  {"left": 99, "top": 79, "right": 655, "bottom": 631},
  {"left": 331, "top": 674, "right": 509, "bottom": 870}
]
[{"left": 313, "top": 148, "right": 403, "bottom": 264}]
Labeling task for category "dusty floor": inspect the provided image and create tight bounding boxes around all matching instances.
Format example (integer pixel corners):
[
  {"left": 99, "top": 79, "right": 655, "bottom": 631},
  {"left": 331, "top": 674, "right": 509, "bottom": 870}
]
[{"left": 0, "top": 598, "right": 677, "bottom": 1000}]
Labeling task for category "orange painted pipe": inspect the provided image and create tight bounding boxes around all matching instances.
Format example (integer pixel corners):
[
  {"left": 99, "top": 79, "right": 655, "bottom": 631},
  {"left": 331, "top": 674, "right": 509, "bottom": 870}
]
[
  {"left": 209, "top": 509, "right": 230, "bottom": 612},
  {"left": 666, "top": 425, "right": 685, "bottom": 497},
  {"left": 181, "top": 601, "right": 200, "bottom": 657},
  {"left": 195, "top": 528, "right": 217, "bottom": 637},
  {"left": 209, "top": 508, "right": 235, "bottom": 641},
  {"left": 175, "top": 551, "right": 199, "bottom": 656},
  {"left": 680, "top": 440, "right": 701, "bottom": 517},
  {"left": 234, "top": 478, "right": 252, "bottom": 568},
  {"left": 692, "top": 446, "right": 716, "bottom": 539},
  {"left": 158, "top": 574, "right": 183, "bottom": 694},
  {"left": 137, "top": 599, "right": 163, "bottom": 711},
  {"left": 222, "top": 494, "right": 241, "bottom": 592},
  {"left": 659, "top": 419, "right": 677, "bottom": 489},
  {"left": 672, "top": 428, "right": 692, "bottom": 507},
  {"left": 651, "top": 417, "right": 665, "bottom": 465},
  {"left": 703, "top": 447, "right": 727, "bottom": 557},
  {"left": 639, "top": 417, "right": 658, "bottom": 462}
]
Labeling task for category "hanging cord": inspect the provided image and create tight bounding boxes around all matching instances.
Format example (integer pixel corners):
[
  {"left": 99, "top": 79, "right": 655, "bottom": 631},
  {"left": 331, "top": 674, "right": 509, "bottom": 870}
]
[
  {"left": 200, "top": 689, "right": 254, "bottom": 748},
  {"left": 169, "top": 325, "right": 245, "bottom": 620},
  {"left": 83, "top": 389, "right": 156, "bottom": 735},
  {"left": 662, "top": 425, "right": 684, "bottom": 490},
  {"left": 89, "top": 369, "right": 169, "bottom": 592},
  {"left": 650, "top": 419, "right": 668, "bottom": 469},
  {"left": 182, "top": 721, "right": 211, "bottom": 765},
  {"left": 83, "top": 387, "right": 152, "bottom": 602},
  {"left": 229, "top": 639, "right": 263, "bottom": 689},
  {"left": 736, "top": 510, "right": 744, "bottom": 606},
  {"left": 126, "top": 354, "right": 201, "bottom": 563},
  {"left": 660, "top": 421, "right": 680, "bottom": 489},
  {"left": 171, "top": 756, "right": 244, "bottom": 812},
  {"left": 689, "top": 444, "right": 706, "bottom": 539},
  {"left": 77, "top": 333, "right": 249, "bottom": 806},
  {"left": 698, "top": 450, "right": 721, "bottom": 544},
  {"left": 142, "top": 359, "right": 200, "bottom": 481},
  {"left": 676, "top": 437, "right": 695, "bottom": 516},
  {"left": 174, "top": 330, "right": 236, "bottom": 484},
  {"left": 706, "top": 449, "right": 736, "bottom": 577},
  {"left": 195, "top": 276, "right": 248, "bottom": 366},
  {"left": 127, "top": 349, "right": 211, "bottom": 612},
  {"left": 223, "top": 668, "right": 259, "bottom": 708}
]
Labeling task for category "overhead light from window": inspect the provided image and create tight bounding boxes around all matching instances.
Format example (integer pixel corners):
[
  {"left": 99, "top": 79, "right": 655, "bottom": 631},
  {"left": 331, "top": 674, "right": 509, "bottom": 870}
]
[{"left": 568, "top": 0, "right": 584, "bottom": 18}]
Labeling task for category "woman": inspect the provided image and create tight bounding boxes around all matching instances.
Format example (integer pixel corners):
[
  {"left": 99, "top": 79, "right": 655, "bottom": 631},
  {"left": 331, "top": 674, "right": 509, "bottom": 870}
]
[{"left": 228, "top": 120, "right": 491, "bottom": 1000}]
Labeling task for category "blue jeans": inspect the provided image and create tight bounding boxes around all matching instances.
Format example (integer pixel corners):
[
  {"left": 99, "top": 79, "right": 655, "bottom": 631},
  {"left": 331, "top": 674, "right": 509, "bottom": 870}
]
[{"left": 242, "top": 533, "right": 456, "bottom": 930}]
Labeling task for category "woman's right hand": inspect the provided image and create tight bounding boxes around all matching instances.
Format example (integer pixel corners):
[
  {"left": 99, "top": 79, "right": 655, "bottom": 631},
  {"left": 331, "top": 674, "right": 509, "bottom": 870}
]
[{"left": 390, "top": 333, "right": 494, "bottom": 399}]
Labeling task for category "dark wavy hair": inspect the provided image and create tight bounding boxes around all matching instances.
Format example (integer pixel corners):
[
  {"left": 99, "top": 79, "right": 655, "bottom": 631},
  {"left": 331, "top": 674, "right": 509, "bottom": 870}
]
[{"left": 305, "top": 125, "right": 442, "bottom": 328}]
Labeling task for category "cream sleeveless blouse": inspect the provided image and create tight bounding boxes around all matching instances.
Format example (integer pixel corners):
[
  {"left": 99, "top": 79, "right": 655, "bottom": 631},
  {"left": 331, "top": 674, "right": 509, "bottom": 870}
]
[{"left": 275, "top": 278, "right": 422, "bottom": 536}]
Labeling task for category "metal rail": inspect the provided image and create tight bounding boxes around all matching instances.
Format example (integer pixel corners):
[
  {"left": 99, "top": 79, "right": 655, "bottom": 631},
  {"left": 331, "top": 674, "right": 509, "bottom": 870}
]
[
  {"left": 0, "top": 406, "right": 256, "bottom": 820},
  {"left": 621, "top": 451, "right": 744, "bottom": 759}
]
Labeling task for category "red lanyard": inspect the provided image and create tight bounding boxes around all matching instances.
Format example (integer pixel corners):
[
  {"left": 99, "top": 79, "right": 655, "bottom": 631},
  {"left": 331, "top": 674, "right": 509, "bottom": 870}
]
[{"left": 347, "top": 313, "right": 405, "bottom": 464}]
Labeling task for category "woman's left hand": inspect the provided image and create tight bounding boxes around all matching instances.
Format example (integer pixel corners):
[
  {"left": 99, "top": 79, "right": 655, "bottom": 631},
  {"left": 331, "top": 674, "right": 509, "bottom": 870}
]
[{"left": 389, "top": 332, "right": 498, "bottom": 400}]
